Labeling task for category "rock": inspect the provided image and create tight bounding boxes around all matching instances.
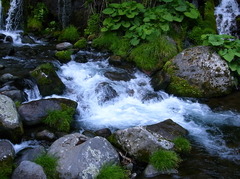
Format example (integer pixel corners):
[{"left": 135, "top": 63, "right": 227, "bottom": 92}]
[
  {"left": 36, "top": 130, "right": 56, "bottom": 141},
  {"left": 5, "top": 36, "right": 13, "bottom": 43},
  {"left": 95, "top": 82, "right": 118, "bottom": 104},
  {"left": 12, "top": 161, "right": 47, "bottom": 179},
  {"left": 104, "top": 71, "right": 134, "bottom": 81},
  {"left": 95, "top": 128, "right": 112, "bottom": 138},
  {"left": 15, "top": 146, "right": 46, "bottom": 165},
  {"left": 108, "top": 55, "right": 123, "bottom": 66},
  {"left": 144, "top": 164, "right": 178, "bottom": 178},
  {"left": 18, "top": 98, "right": 77, "bottom": 126},
  {"left": 0, "top": 73, "right": 18, "bottom": 83},
  {"left": 146, "top": 119, "right": 188, "bottom": 140},
  {"left": 30, "top": 63, "right": 65, "bottom": 96},
  {"left": 56, "top": 42, "right": 73, "bottom": 50},
  {"left": 161, "top": 46, "right": 235, "bottom": 98},
  {"left": 0, "top": 90, "right": 27, "bottom": 102},
  {"left": 110, "top": 119, "right": 187, "bottom": 162},
  {"left": 151, "top": 70, "right": 171, "bottom": 91},
  {"left": 0, "top": 64, "right": 5, "bottom": 70},
  {"left": 0, "top": 140, "right": 15, "bottom": 177},
  {"left": 0, "top": 94, "right": 23, "bottom": 142},
  {"left": 48, "top": 133, "right": 119, "bottom": 179},
  {"left": 21, "top": 35, "right": 35, "bottom": 44}
]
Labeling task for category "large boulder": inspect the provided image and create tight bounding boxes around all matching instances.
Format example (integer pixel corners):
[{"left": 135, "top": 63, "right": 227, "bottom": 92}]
[
  {"left": 12, "top": 161, "right": 47, "bottom": 179},
  {"left": 0, "top": 94, "right": 23, "bottom": 141},
  {"left": 0, "top": 140, "right": 15, "bottom": 178},
  {"left": 152, "top": 46, "right": 235, "bottom": 98},
  {"left": 18, "top": 98, "right": 77, "bottom": 126},
  {"left": 109, "top": 119, "right": 187, "bottom": 162},
  {"left": 30, "top": 63, "right": 65, "bottom": 96},
  {"left": 48, "top": 133, "right": 119, "bottom": 179}
]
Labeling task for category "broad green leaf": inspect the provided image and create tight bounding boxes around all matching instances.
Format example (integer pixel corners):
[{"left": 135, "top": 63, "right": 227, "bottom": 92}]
[
  {"left": 129, "top": 25, "right": 137, "bottom": 31},
  {"left": 143, "top": 17, "right": 150, "bottom": 22},
  {"left": 228, "top": 61, "right": 238, "bottom": 71},
  {"left": 122, "top": 21, "right": 131, "bottom": 28},
  {"left": 162, "top": 13, "right": 173, "bottom": 21},
  {"left": 136, "top": 3, "right": 145, "bottom": 10},
  {"left": 102, "top": 8, "right": 115, "bottom": 15},
  {"left": 126, "top": 13, "right": 136, "bottom": 18},
  {"left": 209, "top": 35, "right": 224, "bottom": 46},
  {"left": 109, "top": 3, "right": 121, "bottom": 8},
  {"left": 184, "top": 8, "right": 199, "bottom": 19},
  {"left": 118, "top": 9, "right": 125, "bottom": 15},
  {"left": 101, "top": 27, "right": 108, "bottom": 32},
  {"left": 222, "top": 49, "right": 235, "bottom": 62},
  {"left": 175, "top": 5, "right": 187, "bottom": 12},
  {"left": 172, "top": 15, "right": 184, "bottom": 22},
  {"left": 103, "top": 18, "right": 113, "bottom": 26},
  {"left": 235, "top": 52, "right": 240, "bottom": 57},
  {"left": 111, "top": 23, "right": 121, "bottom": 30},
  {"left": 160, "top": 23, "right": 170, "bottom": 31},
  {"left": 130, "top": 38, "right": 140, "bottom": 46},
  {"left": 113, "top": 17, "right": 121, "bottom": 22},
  {"left": 218, "top": 49, "right": 228, "bottom": 56}
]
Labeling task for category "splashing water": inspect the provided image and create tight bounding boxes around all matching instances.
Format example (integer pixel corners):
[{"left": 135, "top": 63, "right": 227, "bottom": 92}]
[{"left": 215, "top": 0, "right": 240, "bottom": 36}]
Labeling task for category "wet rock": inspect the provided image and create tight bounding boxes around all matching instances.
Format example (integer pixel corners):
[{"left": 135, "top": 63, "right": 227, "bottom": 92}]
[
  {"left": 162, "top": 46, "right": 235, "bottom": 98},
  {"left": 0, "top": 64, "right": 5, "bottom": 70},
  {"left": 95, "top": 128, "right": 112, "bottom": 138},
  {"left": 141, "top": 92, "right": 163, "bottom": 102},
  {"left": 12, "top": 161, "right": 47, "bottom": 179},
  {"left": 30, "top": 63, "right": 65, "bottom": 96},
  {"left": 151, "top": 70, "right": 171, "bottom": 91},
  {"left": 0, "top": 43, "right": 14, "bottom": 58},
  {"left": 0, "top": 94, "right": 23, "bottom": 142},
  {"left": 0, "top": 140, "right": 15, "bottom": 177},
  {"left": 108, "top": 55, "right": 122, "bottom": 66},
  {"left": 15, "top": 146, "right": 46, "bottom": 165},
  {"left": 144, "top": 164, "right": 178, "bottom": 178},
  {"left": 95, "top": 82, "right": 118, "bottom": 104},
  {"left": 74, "top": 54, "right": 88, "bottom": 63},
  {"left": 146, "top": 119, "right": 188, "bottom": 140},
  {"left": 18, "top": 98, "right": 77, "bottom": 126},
  {"left": 5, "top": 36, "right": 13, "bottom": 43},
  {"left": 48, "top": 133, "right": 119, "bottom": 179},
  {"left": 0, "top": 90, "right": 27, "bottom": 102},
  {"left": 0, "top": 73, "right": 18, "bottom": 83},
  {"left": 104, "top": 71, "right": 134, "bottom": 81},
  {"left": 36, "top": 130, "right": 56, "bottom": 141},
  {"left": 56, "top": 42, "right": 73, "bottom": 50},
  {"left": 21, "top": 35, "right": 36, "bottom": 44}
]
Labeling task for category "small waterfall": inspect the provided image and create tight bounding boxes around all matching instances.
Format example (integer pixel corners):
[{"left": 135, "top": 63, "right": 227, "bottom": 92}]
[
  {"left": 58, "top": 0, "right": 72, "bottom": 29},
  {"left": 5, "top": 0, "right": 23, "bottom": 31},
  {"left": 0, "top": 0, "right": 2, "bottom": 29},
  {"left": 215, "top": 0, "right": 240, "bottom": 36}
]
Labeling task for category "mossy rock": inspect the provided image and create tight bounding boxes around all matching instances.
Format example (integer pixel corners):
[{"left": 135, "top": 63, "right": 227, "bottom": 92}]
[
  {"left": 160, "top": 46, "right": 235, "bottom": 98},
  {"left": 74, "top": 38, "right": 87, "bottom": 49},
  {"left": 55, "top": 50, "right": 73, "bottom": 63},
  {"left": 30, "top": 63, "right": 65, "bottom": 96}
]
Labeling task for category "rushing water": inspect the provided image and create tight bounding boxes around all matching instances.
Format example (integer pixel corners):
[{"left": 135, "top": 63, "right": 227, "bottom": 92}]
[
  {"left": 25, "top": 51, "right": 237, "bottom": 164},
  {"left": 215, "top": 0, "right": 240, "bottom": 36},
  {"left": 0, "top": 0, "right": 2, "bottom": 29}
]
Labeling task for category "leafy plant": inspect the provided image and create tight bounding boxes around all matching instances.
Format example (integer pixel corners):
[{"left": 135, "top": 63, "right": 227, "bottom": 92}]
[
  {"left": 43, "top": 104, "right": 75, "bottom": 132},
  {"left": 34, "top": 153, "right": 58, "bottom": 179},
  {"left": 173, "top": 137, "right": 191, "bottom": 153},
  {"left": 74, "top": 38, "right": 87, "bottom": 49},
  {"left": 149, "top": 149, "right": 181, "bottom": 171},
  {"left": 201, "top": 34, "right": 240, "bottom": 74},
  {"left": 96, "top": 164, "right": 128, "bottom": 179},
  {"left": 84, "top": 13, "right": 101, "bottom": 36},
  {"left": 101, "top": 0, "right": 199, "bottom": 45},
  {"left": 27, "top": 17, "right": 43, "bottom": 32},
  {"left": 33, "top": 2, "right": 49, "bottom": 21},
  {"left": 58, "top": 25, "right": 80, "bottom": 42}
]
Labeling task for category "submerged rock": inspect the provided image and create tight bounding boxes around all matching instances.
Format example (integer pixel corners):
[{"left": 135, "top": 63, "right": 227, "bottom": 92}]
[
  {"left": 95, "top": 82, "right": 118, "bottom": 104},
  {"left": 0, "top": 94, "right": 23, "bottom": 142},
  {"left": 153, "top": 46, "right": 236, "bottom": 98},
  {"left": 48, "top": 133, "right": 119, "bottom": 179}
]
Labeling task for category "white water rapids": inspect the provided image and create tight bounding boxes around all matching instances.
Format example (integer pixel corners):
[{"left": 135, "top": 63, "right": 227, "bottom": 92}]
[{"left": 25, "top": 51, "right": 239, "bottom": 163}]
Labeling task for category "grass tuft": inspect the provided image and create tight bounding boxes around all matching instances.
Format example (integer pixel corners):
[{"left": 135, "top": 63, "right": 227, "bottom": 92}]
[
  {"left": 96, "top": 164, "right": 128, "bottom": 179},
  {"left": 173, "top": 137, "right": 191, "bottom": 153},
  {"left": 58, "top": 25, "right": 80, "bottom": 42}
]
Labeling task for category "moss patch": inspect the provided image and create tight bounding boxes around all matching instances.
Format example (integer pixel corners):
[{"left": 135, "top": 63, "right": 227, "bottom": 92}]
[
  {"left": 55, "top": 50, "right": 73, "bottom": 63},
  {"left": 74, "top": 38, "right": 87, "bottom": 49}
]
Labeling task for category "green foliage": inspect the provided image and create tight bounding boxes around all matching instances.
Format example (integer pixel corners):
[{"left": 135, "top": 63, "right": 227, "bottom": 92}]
[
  {"left": 0, "top": 162, "right": 12, "bottom": 179},
  {"left": 173, "top": 137, "right": 191, "bottom": 153},
  {"left": 33, "top": 2, "right": 49, "bottom": 21},
  {"left": 27, "top": 17, "right": 43, "bottom": 32},
  {"left": 92, "top": 32, "right": 131, "bottom": 57},
  {"left": 101, "top": 0, "right": 199, "bottom": 45},
  {"left": 58, "top": 25, "right": 80, "bottom": 42},
  {"left": 55, "top": 50, "right": 73, "bottom": 61},
  {"left": 129, "top": 35, "right": 177, "bottom": 71},
  {"left": 43, "top": 104, "right": 75, "bottom": 132},
  {"left": 84, "top": 13, "right": 101, "bottom": 36},
  {"left": 45, "top": 21, "right": 59, "bottom": 34},
  {"left": 149, "top": 149, "right": 181, "bottom": 171},
  {"left": 74, "top": 38, "right": 87, "bottom": 49},
  {"left": 96, "top": 164, "right": 128, "bottom": 179},
  {"left": 201, "top": 34, "right": 240, "bottom": 74},
  {"left": 31, "top": 63, "right": 55, "bottom": 85},
  {"left": 34, "top": 153, "right": 58, "bottom": 179}
]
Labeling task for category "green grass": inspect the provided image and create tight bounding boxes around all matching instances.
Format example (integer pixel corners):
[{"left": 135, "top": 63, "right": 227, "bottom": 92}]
[
  {"left": 149, "top": 149, "right": 181, "bottom": 171},
  {"left": 43, "top": 104, "right": 75, "bottom": 132},
  {"left": 129, "top": 35, "right": 177, "bottom": 71},
  {"left": 27, "top": 17, "right": 43, "bottom": 32},
  {"left": 173, "top": 137, "right": 191, "bottom": 153},
  {"left": 34, "top": 153, "right": 58, "bottom": 179},
  {"left": 96, "top": 164, "right": 128, "bottom": 179},
  {"left": 58, "top": 25, "right": 80, "bottom": 42}
]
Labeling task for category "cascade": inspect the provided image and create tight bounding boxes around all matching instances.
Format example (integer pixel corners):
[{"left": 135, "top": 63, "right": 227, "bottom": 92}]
[
  {"left": 5, "top": 0, "right": 23, "bottom": 31},
  {"left": 58, "top": 0, "right": 72, "bottom": 29},
  {"left": 215, "top": 0, "right": 240, "bottom": 36}
]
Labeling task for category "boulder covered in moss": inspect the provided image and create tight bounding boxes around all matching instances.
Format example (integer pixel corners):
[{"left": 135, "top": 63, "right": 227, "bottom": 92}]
[
  {"left": 108, "top": 119, "right": 186, "bottom": 162},
  {"left": 152, "top": 46, "right": 235, "bottom": 98},
  {"left": 0, "top": 94, "right": 23, "bottom": 142},
  {"left": 18, "top": 98, "right": 77, "bottom": 126},
  {"left": 30, "top": 63, "right": 65, "bottom": 96}
]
